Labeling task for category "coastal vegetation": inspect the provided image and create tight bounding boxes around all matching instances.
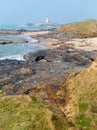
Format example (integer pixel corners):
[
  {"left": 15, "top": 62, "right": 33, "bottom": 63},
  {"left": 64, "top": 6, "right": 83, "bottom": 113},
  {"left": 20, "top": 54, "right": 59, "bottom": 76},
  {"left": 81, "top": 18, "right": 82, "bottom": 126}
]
[
  {"left": 54, "top": 19, "right": 97, "bottom": 38},
  {"left": 0, "top": 58, "right": 97, "bottom": 129},
  {"left": 0, "top": 91, "right": 69, "bottom": 130},
  {"left": 56, "top": 58, "right": 97, "bottom": 129}
]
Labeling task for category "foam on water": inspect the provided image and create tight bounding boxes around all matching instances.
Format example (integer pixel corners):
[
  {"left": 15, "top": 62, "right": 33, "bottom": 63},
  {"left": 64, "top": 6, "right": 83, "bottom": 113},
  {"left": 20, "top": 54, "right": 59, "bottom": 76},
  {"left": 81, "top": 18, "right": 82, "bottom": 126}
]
[
  {"left": 24, "top": 36, "right": 38, "bottom": 43},
  {"left": 0, "top": 43, "right": 47, "bottom": 61},
  {"left": 0, "top": 35, "right": 38, "bottom": 43},
  {"left": 0, "top": 24, "right": 56, "bottom": 61},
  {"left": 0, "top": 55, "right": 25, "bottom": 61}
]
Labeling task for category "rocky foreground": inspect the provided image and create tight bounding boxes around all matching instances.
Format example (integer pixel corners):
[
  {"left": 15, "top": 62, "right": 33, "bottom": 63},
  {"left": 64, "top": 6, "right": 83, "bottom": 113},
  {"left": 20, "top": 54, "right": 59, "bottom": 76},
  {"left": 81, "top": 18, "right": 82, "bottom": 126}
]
[
  {"left": 0, "top": 58, "right": 97, "bottom": 130},
  {"left": 1, "top": 49, "right": 97, "bottom": 99}
]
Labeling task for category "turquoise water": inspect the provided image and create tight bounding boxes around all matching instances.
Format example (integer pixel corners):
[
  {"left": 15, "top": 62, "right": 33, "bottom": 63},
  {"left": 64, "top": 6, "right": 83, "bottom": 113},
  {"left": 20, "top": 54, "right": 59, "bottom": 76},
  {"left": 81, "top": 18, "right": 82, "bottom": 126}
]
[
  {"left": 0, "top": 24, "right": 56, "bottom": 60},
  {"left": 0, "top": 35, "right": 42, "bottom": 60},
  {"left": 0, "top": 43, "right": 46, "bottom": 61},
  {"left": 0, "top": 24, "right": 58, "bottom": 30},
  {"left": 0, "top": 35, "right": 26, "bottom": 41},
  {"left": 0, "top": 35, "right": 38, "bottom": 42}
]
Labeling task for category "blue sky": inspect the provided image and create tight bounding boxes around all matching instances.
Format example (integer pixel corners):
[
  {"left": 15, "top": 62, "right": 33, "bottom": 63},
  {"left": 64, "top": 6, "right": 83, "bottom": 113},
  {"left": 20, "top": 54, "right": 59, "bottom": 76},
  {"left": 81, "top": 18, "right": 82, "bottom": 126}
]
[{"left": 0, "top": 0, "right": 97, "bottom": 24}]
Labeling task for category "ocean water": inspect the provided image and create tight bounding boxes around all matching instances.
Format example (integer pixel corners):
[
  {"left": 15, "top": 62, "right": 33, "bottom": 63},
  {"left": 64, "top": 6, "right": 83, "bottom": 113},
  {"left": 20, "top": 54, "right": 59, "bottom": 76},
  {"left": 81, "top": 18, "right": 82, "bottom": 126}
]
[
  {"left": 0, "top": 43, "right": 46, "bottom": 61},
  {"left": 0, "top": 35, "right": 38, "bottom": 42},
  {"left": 0, "top": 24, "right": 57, "bottom": 31},
  {"left": 0, "top": 24, "right": 57, "bottom": 60}
]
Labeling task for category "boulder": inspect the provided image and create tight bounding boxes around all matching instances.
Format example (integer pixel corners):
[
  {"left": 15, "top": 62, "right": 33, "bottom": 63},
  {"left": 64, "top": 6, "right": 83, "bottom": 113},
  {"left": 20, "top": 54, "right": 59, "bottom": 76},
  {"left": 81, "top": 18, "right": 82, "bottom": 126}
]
[{"left": 24, "top": 49, "right": 62, "bottom": 62}]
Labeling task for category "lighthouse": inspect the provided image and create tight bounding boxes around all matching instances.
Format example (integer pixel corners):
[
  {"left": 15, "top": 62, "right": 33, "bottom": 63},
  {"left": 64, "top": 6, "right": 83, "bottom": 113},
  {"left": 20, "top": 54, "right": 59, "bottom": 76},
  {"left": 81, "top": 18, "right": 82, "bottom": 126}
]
[{"left": 46, "top": 18, "right": 49, "bottom": 23}]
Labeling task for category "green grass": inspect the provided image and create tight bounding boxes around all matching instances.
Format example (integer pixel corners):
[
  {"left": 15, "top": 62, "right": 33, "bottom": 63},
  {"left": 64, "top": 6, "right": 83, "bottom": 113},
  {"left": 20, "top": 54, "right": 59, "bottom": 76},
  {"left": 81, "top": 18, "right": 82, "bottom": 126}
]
[
  {"left": 56, "top": 59, "right": 97, "bottom": 129},
  {"left": 1, "top": 57, "right": 97, "bottom": 130},
  {"left": 54, "top": 19, "right": 97, "bottom": 38},
  {"left": 0, "top": 91, "right": 70, "bottom": 130},
  {"left": 75, "top": 114, "right": 91, "bottom": 129},
  {"left": 79, "top": 103, "right": 89, "bottom": 112}
]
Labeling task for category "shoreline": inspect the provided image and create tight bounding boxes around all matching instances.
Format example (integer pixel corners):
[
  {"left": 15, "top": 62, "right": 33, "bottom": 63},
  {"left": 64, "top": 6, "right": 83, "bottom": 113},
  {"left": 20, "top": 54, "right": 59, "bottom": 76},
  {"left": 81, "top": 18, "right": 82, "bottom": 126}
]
[
  {"left": 1, "top": 29, "right": 97, "bottom": 51},
  {"left": 21, "top": 30, "right": 97, "bottom": 51}
]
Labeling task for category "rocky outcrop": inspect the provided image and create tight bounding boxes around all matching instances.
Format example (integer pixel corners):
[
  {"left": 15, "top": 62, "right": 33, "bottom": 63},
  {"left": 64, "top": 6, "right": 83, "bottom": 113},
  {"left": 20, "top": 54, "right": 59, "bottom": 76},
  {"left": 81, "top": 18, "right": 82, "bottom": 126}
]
[
  {"left": 0, "top": 29, "right": 21, "bottom": 35},
  {"left": 24, "top": 49, "right": 95, "bottom": 65},
  {"left": 0, "top": 39, "right": 28, "bottom": 44},
  {"left": 0, "top": 49, "right": 97, "bottom": 130},
  {"left": 0, "top": 49, "right": 97, "bottom": 103}
]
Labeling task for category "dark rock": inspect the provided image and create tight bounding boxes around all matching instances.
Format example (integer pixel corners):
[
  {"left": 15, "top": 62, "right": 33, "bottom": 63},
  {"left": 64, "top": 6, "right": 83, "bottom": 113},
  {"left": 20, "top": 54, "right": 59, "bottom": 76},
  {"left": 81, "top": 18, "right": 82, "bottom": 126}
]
[
  {"left": 24, "top": 50, "right": 46, "bottom": 62},
  {"left": 24, "top": 49, "right": 62, "bottom": 62},
  {"left": 23, "top": 52, "right": 34, "bottom": 61},
  {"left": 48, "top": 32, "right": 80, "bottom": 39},
  {"left": 0, "top": 49, "right": 97, "bottom": 103},
  {"left": 35, "top": 55, "right": 45, "bottom": 61},
  {"left": 0, "top": 39, "right": 27, "bottom": 45},
  {"left": 0, "top": 29, "right": 21, "bottom": 35}
]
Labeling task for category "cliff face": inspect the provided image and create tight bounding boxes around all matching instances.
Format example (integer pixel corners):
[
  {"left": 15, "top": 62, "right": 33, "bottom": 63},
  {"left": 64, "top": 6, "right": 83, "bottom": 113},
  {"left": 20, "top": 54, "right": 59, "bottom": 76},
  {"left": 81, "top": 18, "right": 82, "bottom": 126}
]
[
  {"left": 54, "top": 19, "right": 97, "bottom": 38},
  {"left": 56, "top": 58, "right": 97, "bottom": 129}
]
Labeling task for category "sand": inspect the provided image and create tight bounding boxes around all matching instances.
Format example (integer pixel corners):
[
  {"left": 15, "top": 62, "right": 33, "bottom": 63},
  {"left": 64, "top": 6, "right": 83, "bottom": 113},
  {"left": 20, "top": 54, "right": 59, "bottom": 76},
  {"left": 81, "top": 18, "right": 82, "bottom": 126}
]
[
  {"left": 39, "top": 37, "right": 97, "bottom": 51},
  {"left": 21, "top": 31, "right": 50, "bottom": 37},
  {"left": 21, "top": 31, "right": 97, "bottom": 51},
  {"left": 66, "top": 37, "right": 97, "bottom": 51}
]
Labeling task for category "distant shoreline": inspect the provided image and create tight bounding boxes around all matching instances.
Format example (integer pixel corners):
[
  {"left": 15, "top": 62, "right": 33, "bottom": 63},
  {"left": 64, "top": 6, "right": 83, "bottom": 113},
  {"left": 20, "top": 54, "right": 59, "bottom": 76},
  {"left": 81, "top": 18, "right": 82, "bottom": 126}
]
[{"left": 1, "top": 28, "right": 97, "bottom": 52}]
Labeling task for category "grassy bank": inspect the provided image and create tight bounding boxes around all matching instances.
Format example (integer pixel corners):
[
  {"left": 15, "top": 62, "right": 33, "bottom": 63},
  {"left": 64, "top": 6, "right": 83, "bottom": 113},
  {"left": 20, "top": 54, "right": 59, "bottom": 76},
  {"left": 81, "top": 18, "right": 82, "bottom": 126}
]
[
  {"left": 54, "top": 19, "right": 97, "bottom": 38},
  {"left": 56, "top": 58, "right": 97, "bottom": 129},
  {"left": 0, "top": 91, "right": 70, "bottom": 130}
]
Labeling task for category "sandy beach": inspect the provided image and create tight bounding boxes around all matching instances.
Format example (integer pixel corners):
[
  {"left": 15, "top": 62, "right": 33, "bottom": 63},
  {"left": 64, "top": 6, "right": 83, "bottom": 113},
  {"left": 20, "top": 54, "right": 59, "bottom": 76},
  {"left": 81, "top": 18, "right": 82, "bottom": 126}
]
[
  {"left": 21, "top": 30, "right": 50, "bottom": 37},
  {"left": 1, "top": 29, "right": 97, "bottom": 51},
  {"left": 65, "top": 37, "right": 97, "bottom": 51},
  {"left": 21, "top": 30, "right": 97, "bottom": 51}
]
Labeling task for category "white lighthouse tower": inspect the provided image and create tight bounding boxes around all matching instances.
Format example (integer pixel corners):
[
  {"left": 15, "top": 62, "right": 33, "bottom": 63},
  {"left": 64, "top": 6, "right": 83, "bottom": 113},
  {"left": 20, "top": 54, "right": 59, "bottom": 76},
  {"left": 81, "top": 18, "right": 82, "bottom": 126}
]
[{"left": 46, "top": 18, "right": 49, "bottom": 23}]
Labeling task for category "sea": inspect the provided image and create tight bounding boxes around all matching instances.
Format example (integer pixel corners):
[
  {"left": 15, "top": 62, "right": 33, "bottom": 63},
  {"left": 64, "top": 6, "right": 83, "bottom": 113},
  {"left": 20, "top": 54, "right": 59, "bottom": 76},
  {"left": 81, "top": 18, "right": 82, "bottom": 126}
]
[{"left": 0, "top": 24, "right": 57, "bottom": 61}]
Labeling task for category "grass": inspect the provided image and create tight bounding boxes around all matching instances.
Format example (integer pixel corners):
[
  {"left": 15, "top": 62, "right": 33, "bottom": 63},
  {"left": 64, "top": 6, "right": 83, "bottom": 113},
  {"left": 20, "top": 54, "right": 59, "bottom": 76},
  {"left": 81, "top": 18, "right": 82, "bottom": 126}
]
[
  {"left": 1, "top": 56, "right": 97, "bottom": 130},
  {"left": 54, "top": 19, "right": 97, "bottom": 38},
  {"left": 75, "top": 114, "right": 92, "bottom": 129},
  {"left": 0, "top": 91, "right": 70, "bottom": 130},
  {"left": 56, "top": 58, "right": 97, "bottom": 129},
  {"left": 79, "top": 102, "right": 89, "bottom": 112}
]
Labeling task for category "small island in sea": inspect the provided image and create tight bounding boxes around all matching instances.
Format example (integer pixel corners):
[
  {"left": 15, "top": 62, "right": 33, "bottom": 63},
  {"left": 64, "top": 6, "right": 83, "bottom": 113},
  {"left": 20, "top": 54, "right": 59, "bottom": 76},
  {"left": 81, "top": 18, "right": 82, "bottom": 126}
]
[
  {"left": 26, "top": 18, "right": 58, "bottom": 26},
  {"left": 0, "top": 19, "right": 97, "bottom": 130}
]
